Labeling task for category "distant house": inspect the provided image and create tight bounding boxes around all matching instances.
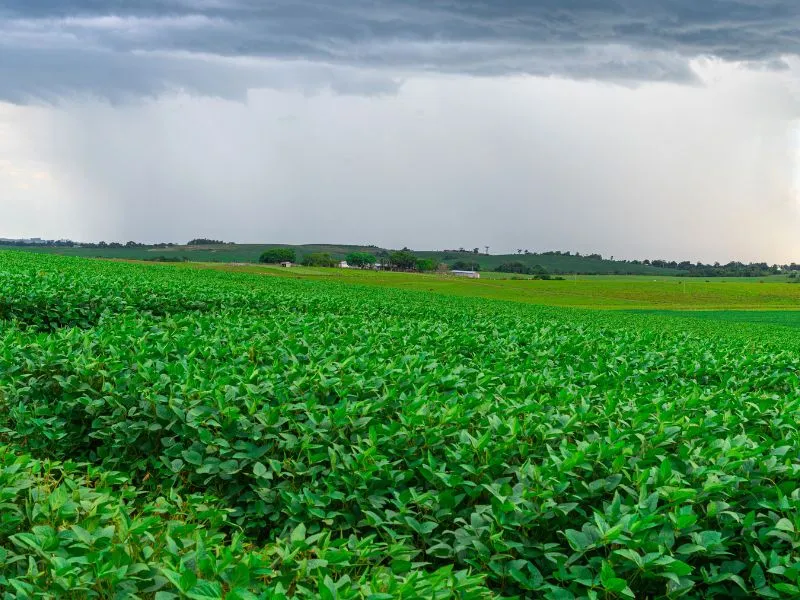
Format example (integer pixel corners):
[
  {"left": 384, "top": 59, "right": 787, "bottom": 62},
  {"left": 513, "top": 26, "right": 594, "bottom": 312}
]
[
  {"left": 338, "top": 261, "right": 350, "bottom": 268},
  {"left": 451, "top": 270, "right": 480, "bottom": 279},
  {"left": 280, "top": 261, "right": 292, "bottom": 267}
]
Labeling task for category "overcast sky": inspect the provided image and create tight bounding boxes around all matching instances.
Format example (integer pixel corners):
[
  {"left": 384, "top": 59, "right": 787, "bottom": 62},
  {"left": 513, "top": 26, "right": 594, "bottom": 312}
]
[{"left": 2, "top": 1, "right": 800, "bottom": 261}]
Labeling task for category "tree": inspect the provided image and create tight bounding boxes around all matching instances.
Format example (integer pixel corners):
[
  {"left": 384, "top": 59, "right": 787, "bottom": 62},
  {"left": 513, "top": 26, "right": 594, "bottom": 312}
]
[
  {"left": 495, "top": 261, "right": 528, "bottom": 274},
  {"left": 416, "top": 258, "right": 437, "bottom": 272},
  {"left": 345, "top": 252, "right": 376, "bottom": 268},
  {"left": 451, "top": 260, "right": 480, "bottom": 271},
  {"left": 259, "top": 248, "right": 296, "bottom": 264},
  {"left": 473, "top": 247, "right": 480, "bottom": 254},
  {"left": 188, "top": 238, "right": 226, "bottom": 246},
  {"left": 301, "top": 252, "right": 336, "bottom": 267},
  {"left": 388, "top": 250, "right": 418, "bottom": 271},
  {"left": 530, "top": 264, "right": 548, "bottom": 274}
]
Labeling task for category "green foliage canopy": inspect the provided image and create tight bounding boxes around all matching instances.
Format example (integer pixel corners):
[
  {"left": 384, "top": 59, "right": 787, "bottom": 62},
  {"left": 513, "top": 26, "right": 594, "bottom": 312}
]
[
  {"left": 450, "top": 260, "right": 481, "bottom": 271},
  {"left": 345, "top": 252, "right": 377, "bottom": 268},
  {"left": 301, "top": 252, "right": 336, "bottom": 267},
  {"left": 259, "top": 247, "right": 297, "bottom": 264},
  {"left": 416, "top": 258, "right": 438, "bottom": 272},
  {"left": 388, "top": 250, "right": 418, "bottom": 270},
  {"left": 1, "top": 250, "right": 800, "bottom": 598},
  {"left": 495, "top": 261, "right": 548, "bottom": 275}
]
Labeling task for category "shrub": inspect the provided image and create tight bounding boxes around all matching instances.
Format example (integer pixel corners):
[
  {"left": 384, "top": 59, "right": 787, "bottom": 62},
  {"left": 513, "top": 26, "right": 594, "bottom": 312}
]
[{"left": 416, "top": 258, "right": 438, "bottom": 272}]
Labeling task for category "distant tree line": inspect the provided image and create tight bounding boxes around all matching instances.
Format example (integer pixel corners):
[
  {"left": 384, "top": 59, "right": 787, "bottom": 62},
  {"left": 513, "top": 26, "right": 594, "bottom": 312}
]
[
  {"left": 3, "top": 237, "right": 800, "bottom": 278},
  {"left": 0, "top": 238, "right": 241, "bottom": 249},
  {"left": 442, "top": 247, "right": 485, "bottom": 255},
  {"left": 450, "top": 260, "right": 481, "bottom": 271},
  {"left": 87, "top": 241, "right": 176, "bottom": 249},
  {"left": 187, "top": 238, "right": 233, "bottom": 246},
  {"left": 0, "top": 239, "right": 182, "bottom": 249},
  {"left": 493, "top": 262, "right": 564, "bottom": 280},
  {"left": 258, "top": 247, "right": 440, "bottom": 272},
  {"left": 494, "top": 261, "right": 548, "bottom": 275},
  {"left": 0, "top": 238, "right": 80, "bottom": 247},
  {"left": 143, "top": 256, "right": 189, "bottom": 263},
  {"left": 646, "top": 260, "right": 786, "bottom": 277}
]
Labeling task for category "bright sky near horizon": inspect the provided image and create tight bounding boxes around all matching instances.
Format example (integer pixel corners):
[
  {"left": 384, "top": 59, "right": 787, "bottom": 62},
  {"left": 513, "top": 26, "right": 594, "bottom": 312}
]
[{"left": 2, "top": 1, "right": 800, "bottom": 262}]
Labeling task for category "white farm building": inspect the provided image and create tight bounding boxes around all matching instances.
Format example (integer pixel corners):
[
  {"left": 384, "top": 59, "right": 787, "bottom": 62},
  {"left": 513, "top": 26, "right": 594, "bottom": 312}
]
[{"left": 450, "top": 270, "right": 480, "bottom": 279}]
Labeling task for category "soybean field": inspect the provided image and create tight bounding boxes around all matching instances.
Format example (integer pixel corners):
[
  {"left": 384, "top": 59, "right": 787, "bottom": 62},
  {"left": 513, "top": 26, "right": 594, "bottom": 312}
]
[{"left": 2, "top": 250, "right": 800, "bottom": 599}]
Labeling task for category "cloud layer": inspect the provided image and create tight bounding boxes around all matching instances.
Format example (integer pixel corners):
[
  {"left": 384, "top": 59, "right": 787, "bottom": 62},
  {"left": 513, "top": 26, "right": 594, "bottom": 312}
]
[{"left": 2, "top": 0, "right": 800, "bottom": 101}]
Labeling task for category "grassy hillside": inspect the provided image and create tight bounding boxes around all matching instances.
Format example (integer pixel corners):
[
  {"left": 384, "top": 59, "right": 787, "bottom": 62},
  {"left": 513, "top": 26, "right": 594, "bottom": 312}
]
[{"left": 2, "top": 243, "right": 681, "bottom": 275}]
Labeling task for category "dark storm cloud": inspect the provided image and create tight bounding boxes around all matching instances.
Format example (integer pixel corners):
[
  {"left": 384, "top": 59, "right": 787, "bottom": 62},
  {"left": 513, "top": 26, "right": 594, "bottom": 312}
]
[
  {"left": 0, "top": 46, "right": 402, "bottom": 104},
  {"left": 1, "top": 1, "right": 800, "bottom": 99}
]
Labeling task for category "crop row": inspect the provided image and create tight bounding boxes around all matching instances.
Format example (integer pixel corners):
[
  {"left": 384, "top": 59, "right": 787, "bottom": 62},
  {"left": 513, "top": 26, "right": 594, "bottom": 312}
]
[{"left": 0, "top": 446, "right": 486, "bottom": 599}]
